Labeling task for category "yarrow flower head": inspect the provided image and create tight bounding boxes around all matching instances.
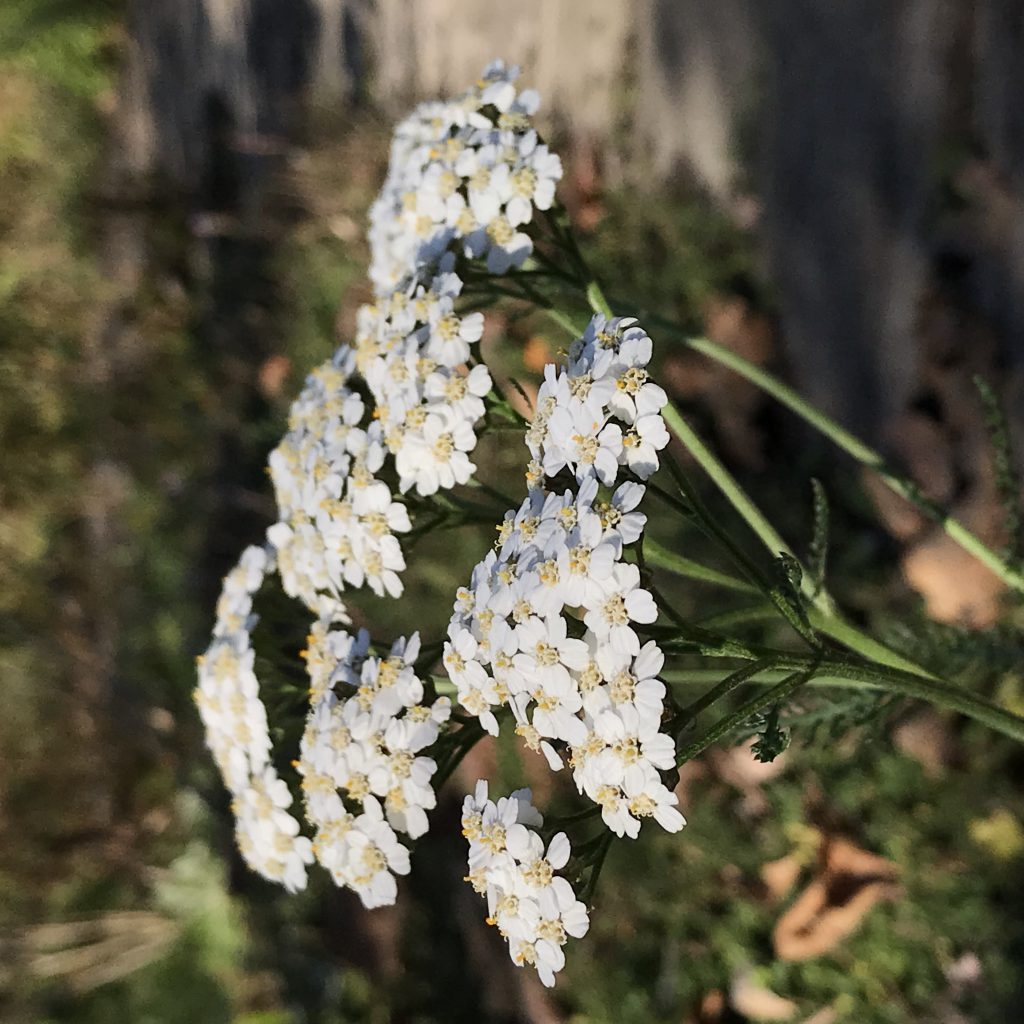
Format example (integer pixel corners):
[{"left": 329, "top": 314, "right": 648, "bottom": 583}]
[
  {"left": 199, "top": 62, "right": 688, "bottom": 948},
  {"left": 297, "top": 620, "right": 452, "bottom": 908},
  {"left": 268, "top": 348, "right": 412, "bottom": 608},
  {"left": 368, "top": 61, "right": 562, "bottom": 295},
  {"left": 445, "top": 313, "right": 684, "bottom": 839},
  {"left": 194, "top": 544, "right": 315, "bottom": 891},
  {"left": 462, "top": 781, "right": 589, "bottom": 987}
]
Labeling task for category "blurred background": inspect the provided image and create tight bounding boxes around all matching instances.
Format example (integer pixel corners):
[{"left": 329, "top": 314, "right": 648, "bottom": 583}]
[{"left": 2, "top": 1, "right": 1024, "bottom": 1021}]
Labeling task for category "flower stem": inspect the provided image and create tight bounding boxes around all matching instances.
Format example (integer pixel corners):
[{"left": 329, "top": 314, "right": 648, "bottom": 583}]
[
  {"left": 579, "top": 280, "right": 1024, "bottom": 743},
  {"left": 642, "top": 538, "right": 759, "bottom": 595},
  {"left": 651, "top": 405, "right": 935, "bottom": 678},
  {"left": 633, "top": 315, "right": 1024, "bottom": 596},
  {"left": 660, "top": 400, "right": 798, "bottom": 571},
  {"left": 669, "top": 656, "right": 1024, "bottom": 746},
  {"left": 677, "top": 665, "right": 817, "bottom": 764},
  {"left": 664, "top": 667, "right": 877, "bottom": 689},
  {"left": 674, "top": 658, "right": 785, "bottom": 726},
  {"left": 545, "top": 306, "right": 590, "bottom": 339}
]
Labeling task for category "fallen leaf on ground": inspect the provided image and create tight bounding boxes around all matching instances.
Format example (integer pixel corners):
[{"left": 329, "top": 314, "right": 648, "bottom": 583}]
[
  {"left": 258, "top": 354, "right": 291, "bottom": 398},
  {"left": 893, "top": 708, "right": 956, "bottom": 777},
  {"left": 731, "top": 969, "right": 798, "bottom": 1020},
  {"left": 902, "top": 529, "right": 1005, "bottom": 627},
  {"left": 709, "top": 738, "right": 789, "bottom": 815},
  {"left": 773, "top": 836, "right": 900, "bottom": 961},
  {"left": 761, "top": 854, "right": 802, "bottom": 901}
]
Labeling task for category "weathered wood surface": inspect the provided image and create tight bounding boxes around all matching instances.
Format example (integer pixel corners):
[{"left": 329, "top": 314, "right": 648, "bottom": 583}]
[{"left": 117, "top": 0, "right": 1024, "bottom": 438}]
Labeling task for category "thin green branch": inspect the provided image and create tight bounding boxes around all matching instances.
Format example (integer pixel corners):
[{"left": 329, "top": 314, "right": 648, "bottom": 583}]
[
  {"left": 661, "top": 401, "right": 799, "bottom": 574},
  {"left": 677, "top": 665, "right": 817, "bottom": 764},
  {"left": 668, "top": 656, "right": 1024, "bottom": 746},
  {"left": 669, "top": 330, "right": 1024, "bottom": 596},
  {"left": 642, "top": 538, "right": 759, "bottom": 595},
  {"left": 650, "top": 409, "right": 935, "bottom": 678},
  {"left": 674, "top": 658, "right": 784, "bottom": 726},
  {"left": 663, "top": 667, "right": 876, "bottom": 690}
]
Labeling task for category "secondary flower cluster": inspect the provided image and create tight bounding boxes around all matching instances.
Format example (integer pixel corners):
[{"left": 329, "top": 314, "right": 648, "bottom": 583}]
[
  {"left": 462, "top": 782, "right": 589, "bottom": 988},
  {"left": 268, "top": 348, "right": 411, "bottom": 607},
  {"left": 297, "top": 622, "right": 452, "bottom": 908},
  {"left": 194, "top": 545, "right": 314, "bottom": 891},
  {"left": 197, "top": 65, "right": 688, "bottom": 985},
  {"left": 445, "top": 315, "right": 685, "bottom": 839},
  {"left": 354, "top": 256, "right": 493, "bottom": 498},
  {"left": 369, "top": 60, "right": 562, "bottom": 294}
]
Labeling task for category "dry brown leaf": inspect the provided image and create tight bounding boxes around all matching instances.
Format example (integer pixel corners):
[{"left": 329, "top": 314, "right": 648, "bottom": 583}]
[
  {"left": 698, "top": 988, "right": 726, "bottom": 1022},
  {"left": 761, "top": 855, "right": 802, "bottom": 901},
  {"left": 773, "top": 837, "right": 900, "bottom": 961},
  {"left": 258, "top": 353, "right": 291, "bottom": 398},
  {"left": 709, "top": 738, "right": 789, "bottom": 816},
  {"left": 887, "top": 412, "right": 957, "bottom": 506},
  {"left": 861, "top": 470, "right": 928, "bottom": 541},
  {"left": 902, "top": 530, "right": 1004, "bottom": 627},
  {"left": 731, "top": 969, "right": 798, "bottom": 1020},
  {"left": 893, "top": 709, "right": 956, "bottom": 777}
]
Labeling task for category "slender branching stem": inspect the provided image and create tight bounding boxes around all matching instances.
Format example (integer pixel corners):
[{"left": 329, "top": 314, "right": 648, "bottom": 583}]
[{"left": 677, "top": 665, "right": 819, "bottom": 764}]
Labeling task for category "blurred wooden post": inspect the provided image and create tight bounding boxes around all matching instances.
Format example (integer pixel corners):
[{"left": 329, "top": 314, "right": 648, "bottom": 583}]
[{"left": 114, "top": 0, "right": 1024, "bottom": 443}]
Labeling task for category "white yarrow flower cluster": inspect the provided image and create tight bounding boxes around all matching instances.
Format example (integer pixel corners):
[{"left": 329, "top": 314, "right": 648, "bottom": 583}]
[
  {"left": 368, "top": 60, "right": 562, "bottom": 295},
  {"left": 194, "top": 545, "right": 315, "bottom": 891},
  {"left": 297, "top": 621, "right": 452, "bottom": 908},
  {"left": 462, "top": 782, "right": 589, "bottom": 987},
  {"left": 268, "top": 348, "right": 412, "bottom": 606},
  {"left": 445, "top": 316, "right": 684, "bottom": 838},
  {"left": 528, "top": 314, "right": 671, "bottom": 484},
  {"left": 354, "top": 256, "right": 492, "bottom": 497},
  {"left": 266, "top": 58, "right": 566, "bottom": 604}
]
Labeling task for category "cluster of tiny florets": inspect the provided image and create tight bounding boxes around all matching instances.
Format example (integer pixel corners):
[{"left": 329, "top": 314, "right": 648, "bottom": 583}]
[
  {"left": 369, "top": 60, "right": 561, "bottom": 294},
  {"left": 462, "top": 782, "right": 589, "bottom": 987},
  {"left": 198, "top": 61, "right": 565, "bottom": 899},
  {"left": 198, "top": 61, "right": 687, "bottom": 966},
  {"left": 446, "top": 315, "right": 685, "bottom": 839},
  {"left": 268, "top": 348, "right": 411, "bottom": 607},
  {"left": 194, "top": 545, "right": 315, "bottom": 891},
  {"left": 266, "top": 61, "right": 561, "bottom": 606},
  {"left": 297, "top": 623, "right": 451, "bottom": 908}
]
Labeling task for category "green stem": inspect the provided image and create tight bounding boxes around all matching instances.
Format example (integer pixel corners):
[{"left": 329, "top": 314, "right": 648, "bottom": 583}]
[
  {"left": 674, "top": 332, "right": 1024, "bottom": 596},
  {"left": 675, "top": 658, "right": 783, "bottom": 725},
  {"left": 677, "top": 666, "right": 816, "bottom": 764},
  {"left": 795, "top": 656, "right": 1024, "bottom": 743},
  {"left": 642, "top": 538, "right": 758, "bottom": 595},
  {"left": 581, "top": 831, "right": 614, "bottom": 904},
  {"left": 545, "top": 306, "right": 589, "bottom": 339},
  {"left": 660, "top": 406, "right": 934, "bottom": 677},
  {"left": 643, "top": 487, "right": 933, "bottom": 678},
  {"left": 664, "top": 667, "right": 876, "bottom": 690},
  {"left": 806, "top": 610, "right": 931, "bottom": 679},
  {"left": 671, "top": 656, "right": 1024, "bottom": 746},
  {"left": 660, "top": 400, "right": 801, "bottom": 576},
  {"left": 431, "top": 676, "right": 457, "bottom": 697},
  {"left": 698, "top": 604, "right": 781, "bottom": 631},
  {"left": 586, "top": 281, "right": 613, "bottom": 318},
  {"left": 576, "top": 281, "right": 1024, "bottom": 741}
]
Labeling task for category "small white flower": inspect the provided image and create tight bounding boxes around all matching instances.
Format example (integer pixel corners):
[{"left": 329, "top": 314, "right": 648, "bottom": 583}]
[
  {"left": 583, "top": 563, "right": 658, "bottom": 658},
  {"left": 620, "top": 412, "right": 670, "bottom": 478},
  {"left": 461, "top": 784, "right": 588, "bottom": 988},
  {"left": 544, "top": 399, "right": 623, "bottom": 485}
]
